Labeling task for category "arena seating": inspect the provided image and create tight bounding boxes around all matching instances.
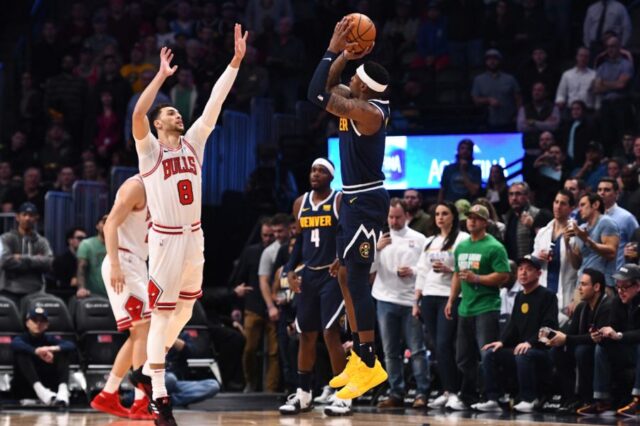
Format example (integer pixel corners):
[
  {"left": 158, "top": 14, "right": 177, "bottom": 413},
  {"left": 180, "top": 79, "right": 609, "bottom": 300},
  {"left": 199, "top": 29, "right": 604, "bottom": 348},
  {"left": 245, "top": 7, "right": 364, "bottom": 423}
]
[
  {"left": 0, "top": 296, "right": 23, "bottom": 391},
  {"left": 184, "top": 301, "right": 221, "bottom": 383}
]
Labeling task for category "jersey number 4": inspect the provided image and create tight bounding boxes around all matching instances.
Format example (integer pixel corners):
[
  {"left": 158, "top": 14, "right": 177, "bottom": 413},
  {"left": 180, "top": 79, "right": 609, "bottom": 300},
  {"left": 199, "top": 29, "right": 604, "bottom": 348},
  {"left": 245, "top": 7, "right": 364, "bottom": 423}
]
[
  {"left": 177, "top": 179, "right": 194, "bottom": 205},
  {"left": 311, "top": 228, "right": 320, "bottom": 248}
]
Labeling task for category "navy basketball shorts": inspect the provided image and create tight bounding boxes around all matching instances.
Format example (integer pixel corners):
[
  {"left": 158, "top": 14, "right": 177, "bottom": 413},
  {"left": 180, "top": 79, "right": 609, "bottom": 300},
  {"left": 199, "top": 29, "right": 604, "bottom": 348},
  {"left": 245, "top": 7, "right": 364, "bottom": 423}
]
[
  {"left": 337, "top": 188, "right": 390, "bottom": 264},
  {"left": 295, "top": 267, "right": 345, "bottom": 333}
]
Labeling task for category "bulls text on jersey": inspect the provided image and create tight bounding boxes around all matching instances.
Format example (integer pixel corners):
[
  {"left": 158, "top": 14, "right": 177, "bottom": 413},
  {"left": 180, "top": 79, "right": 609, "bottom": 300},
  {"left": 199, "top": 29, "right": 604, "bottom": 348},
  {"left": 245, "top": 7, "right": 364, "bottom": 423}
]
[{"left": 162, "top": 156, "right": 197, "bottom": 180}]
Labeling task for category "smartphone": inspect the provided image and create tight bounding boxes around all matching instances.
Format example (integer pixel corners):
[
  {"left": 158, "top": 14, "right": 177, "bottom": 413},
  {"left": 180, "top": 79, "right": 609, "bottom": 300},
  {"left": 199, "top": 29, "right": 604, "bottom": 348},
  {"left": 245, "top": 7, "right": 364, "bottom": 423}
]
[
  {"left": 588, "top": 325, "right": 597, "bottom": 333},
  {"left": 547, "top": 330, "right": 557, "bottom": 339},
  {"left": 381, "top": 222, "right": 390, "bottom": 235}
]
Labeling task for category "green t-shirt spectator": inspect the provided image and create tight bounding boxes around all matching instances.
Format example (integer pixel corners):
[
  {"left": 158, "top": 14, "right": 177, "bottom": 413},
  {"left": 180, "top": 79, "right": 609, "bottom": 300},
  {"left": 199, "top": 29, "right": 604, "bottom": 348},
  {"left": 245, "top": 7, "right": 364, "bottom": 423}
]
[
  {"left": 76, "top": 236, "right": 107, "bottom": 296},
  {"left": 454, "top": 234, "right": 510, "bottom": 317}
]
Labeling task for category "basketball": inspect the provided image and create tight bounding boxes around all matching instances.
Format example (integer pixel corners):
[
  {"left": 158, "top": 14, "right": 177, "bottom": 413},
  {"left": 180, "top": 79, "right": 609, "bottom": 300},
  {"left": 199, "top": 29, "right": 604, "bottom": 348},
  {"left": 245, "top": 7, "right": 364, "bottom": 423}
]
[{"left": 345, "top": 13, "right": 376, "bottom": 54}]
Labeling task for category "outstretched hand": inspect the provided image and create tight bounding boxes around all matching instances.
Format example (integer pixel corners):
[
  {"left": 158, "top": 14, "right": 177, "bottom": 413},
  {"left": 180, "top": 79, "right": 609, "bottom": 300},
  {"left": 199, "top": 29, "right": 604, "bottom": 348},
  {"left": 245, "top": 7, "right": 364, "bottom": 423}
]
[
  {"left": 343, "top": 43, "right": 374, "bottom": 61},
  {"left": 328, "top": 17, "right": 358, "bottom": 54},
  {"left": 159, "top": 46, "right": 178, "bottom": 77},
  {"left": 231, "top": 23, "right": 249, "bottom": 67}
]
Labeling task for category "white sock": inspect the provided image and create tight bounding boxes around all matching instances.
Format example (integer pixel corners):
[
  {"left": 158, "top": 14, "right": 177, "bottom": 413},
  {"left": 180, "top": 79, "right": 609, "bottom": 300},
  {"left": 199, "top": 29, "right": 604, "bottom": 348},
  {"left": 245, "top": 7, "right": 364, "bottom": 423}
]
[
  {"left": 103, "top": 373, "right": 122, "bottom": 394},
  {"left": 134, "top": 387, "right": 145, "bottom": 400},
  {"left": 56, "top": 383, "right": 69, "bottom": 404},
  {"left": 33, "top": 381, "right": 55, "bottom": 404},
  {"left": 151, "top": 368, "right": 168, "bottom": 400},
  {"left": 142, "top": 361, "right": 152, "bottom": 377}
]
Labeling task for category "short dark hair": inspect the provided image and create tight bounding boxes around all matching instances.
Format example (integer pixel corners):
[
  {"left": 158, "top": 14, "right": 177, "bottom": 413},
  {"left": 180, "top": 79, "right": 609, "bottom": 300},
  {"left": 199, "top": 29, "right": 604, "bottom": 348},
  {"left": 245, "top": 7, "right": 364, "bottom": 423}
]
[
  {"left": 149, "top": 103, "right": 173, "bottom": 124},
  {"left": 363, "top": 61, "right": 390, "bottom": 91},
  {"left": 583, "top": 268, "right": 605, "bottom": 294},
  {"left": 271, "top": 213, "right": 293, "bottom": 226},
  {"left": 65, "top": 226, "right": 86, "bottom": 240},
  {"left": 566, "top": 177, "right": 586, "bottom": 192},
  {"left": 581, "top": 193, "right": 605, "bottom": 214},
  {"left": 598, "top": 176, "right": 619, "bottom": 192},
  {"left": 556, "top": 189, "right": 575, "bottom": 207},
  {"left": 259, "top": 216, "right": 272, "bottom": 227},
  {"left": 389, "top": 197, "right": 408, "bottom": 212},
  {"left": 404, "top": 188, "right": 423, "bottom": 201}
]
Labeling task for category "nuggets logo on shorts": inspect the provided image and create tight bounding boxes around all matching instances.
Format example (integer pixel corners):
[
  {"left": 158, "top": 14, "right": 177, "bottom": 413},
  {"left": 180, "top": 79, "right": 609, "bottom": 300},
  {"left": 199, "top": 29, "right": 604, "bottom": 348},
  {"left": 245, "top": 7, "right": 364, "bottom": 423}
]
[{"left": 359, "top": 242, "right": 371, "bottom": 259}]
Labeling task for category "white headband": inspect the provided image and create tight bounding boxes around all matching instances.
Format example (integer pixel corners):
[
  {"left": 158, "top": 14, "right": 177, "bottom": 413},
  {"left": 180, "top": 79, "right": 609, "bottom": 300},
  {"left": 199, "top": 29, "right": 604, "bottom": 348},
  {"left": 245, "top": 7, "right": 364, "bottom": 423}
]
[
  {"left": 356, "top": 64, "right": 387, "bottom": 93},
  {"left": 312, "top": 158, "right": 335, "bottom": 176}
]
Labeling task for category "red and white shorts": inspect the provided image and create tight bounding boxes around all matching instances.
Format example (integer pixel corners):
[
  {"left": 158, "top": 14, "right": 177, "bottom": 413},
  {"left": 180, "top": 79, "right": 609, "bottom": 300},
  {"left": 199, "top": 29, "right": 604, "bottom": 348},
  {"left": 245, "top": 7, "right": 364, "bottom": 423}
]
[
  {"left": 101, "top": 250, "right": 151, "bottom": 331},
  {"left": 147, "top": 224, "right": 204, "bottom": 311}
]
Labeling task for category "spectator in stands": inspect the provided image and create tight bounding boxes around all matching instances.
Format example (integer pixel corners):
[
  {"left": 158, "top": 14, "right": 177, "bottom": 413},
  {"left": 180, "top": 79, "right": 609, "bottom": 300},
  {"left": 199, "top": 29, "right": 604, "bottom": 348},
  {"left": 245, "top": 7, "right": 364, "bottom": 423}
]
[
  {"left": 381, "top": 0, "right": 419, "bottom": 68},
  {"left": 414, "top": 201, "right": 469, "bottom": 409},
  {"left": 566, "top": 193, "right": 619, "bottom": 289},
  {"left": 61, "top": 2, "right": 91, "bottom": 54},
  {"left": 74, "top": 48, "right": 100, "bottom": 87},
  {"left": 0, "top": 161, "right": 14, "bottom": 203},
  {"left": 124, "top": 69, "right": 171, "bottom": 146},
  {"left": 476, "top": 255, "right": 558, "bottom": 413},
  {"left": 0, "top": 203, "right": 53, "bottom": 305},
  {"left": 503, "top": 182, "right": 543, "bottom": 260},
  {"left": 165, "top": 333, "right": 220, "bottom": 406},
  {"left": 533, "top": 189, "right": 578, "bottom": 326},
  {"left": 621, "top": 133, "right": 635, "bottom": 163},
  {"left": 597, "top": 177, "right": 639, "bottom": 269},
  {"left": 120, "top": 43, "right": 156, "bottom": 94},
  {"left": 229, "top": 46, "right": 269, "bottom": 111},
  {"left": 38, "top": 124, "right": 74, "bottom": 179},
  {"left": 266, "top": 17, "right": 305, "bottom": 112},
  {"left": 485, "top": 164, "right": 509, "bottom": 217},
  {"left": 513, "top": 0, "right": 552, "bottom": 58},
  {"left": 51, "top": 227, "right": 86, "bottom": 299},
  {"left": 94, "top": 55, "right": 132, "bottom": 117},
  {"left": 255, "top": 213, "right": 292, "bottom": 391},
  {"left": 619, "top": 165, "right": 640, "bottom": 218},
  {"left": 169, "top": 0, "right": 196, "bottom": 38},
  {"left": 560, "top": 100, "right": 596, "bottom": 167},
  {"left": 474, "top": 198, "right": 506, "bottom": 242},
  {"left": 518, "top": 47, "right": 559, "bottom": 104},
  {"left": 170, "top": 68, "right": 198, "bottom": 127},
  {"left": 31, "top": 21, "right": 66, "bottom": 85},
  {"left": 372, "top": 199, "right": 429, "bottom": 408},
  {"left": 533, "top": 144, "right": 571, "bottom": 208},
  {"left": 484, "top": 0, "right": 517, "bottom": 60},
  {"left": 245, "top": 0, "right": 293, "bottom": 37},
  {"left": 445, "top": 204, "right": 510, "bottom": 410},
  {"left": 233, "top": 219, "right": 275, "bottom": 391},
  {"left": 17, "top": 72, "right": 44, "bottom": 137},
  {"left": 11, "top": 307, "right": 75, "bottom": 407},
  {"left": 81, "top": 159, "right": 105, "bottom": 184},
  {"left": 555, "top": 47, "right": 596, "bottom": 112},
  {"left": 583, "top": 0, "right": 632, "bottom": 56},
  {"left": 438, "top": 139, "right": 482, "bottom": 203},
  {"left": 154, "top": 14, "right": 176, "bottom": 49},
  {"left": 517, "top": 82, "right": 561, "bottom": 157},
  {"left": 570, "top": 141, "right": 608, "bottom": 191},
  {"left": 403, "top": 189, "right": 431, "bottom": 237},
  {"left": 2, "top": 130, "right": 33, "bottom": 177},
  {"left": 107, "top": 0, "right": 136, "bottom": 55},
  {"left": 564, "top": 178, "right": 587, "bottom": 221},
  {"left": 607, "top": 158, "right": 624, "bottom": 189},
  {"left": 83, "top": 14, "right": 118, "bottom": 56},
  {"left": 594, "top": 35, "right": 634, "bottom": 155},
  {"left": 414, "top": 2, "right": 450, "bottom": 73},
  {"left": 576, "top": 264, "right": 640, "bottom": 416},
  {"left": 93, "top": 91, "right": 122, "bottom": 162},
  {"left": 546, "top": 269, "right": 611, "bottom": 414},
  {"left": 441, "top": 0, "right": 484, "bottom": 71},
  {"left": 2, "top": 167, "right": 46, "bottom": 220},
  {"left": 43, "top": 54, "right": 88, "bottom": 140},
  {"left": 76, "top": 215, "right": 107, "bottom": 298},
  {"left": 471, "top": 49, "right": 521, "bottom": 131}
]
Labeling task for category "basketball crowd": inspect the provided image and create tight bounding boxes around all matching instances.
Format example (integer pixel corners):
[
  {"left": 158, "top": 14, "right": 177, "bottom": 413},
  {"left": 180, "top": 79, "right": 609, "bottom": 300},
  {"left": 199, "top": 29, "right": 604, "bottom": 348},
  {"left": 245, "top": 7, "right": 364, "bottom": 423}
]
[{"left": 4, "top": 0, "right": 640, "bottom": 418}]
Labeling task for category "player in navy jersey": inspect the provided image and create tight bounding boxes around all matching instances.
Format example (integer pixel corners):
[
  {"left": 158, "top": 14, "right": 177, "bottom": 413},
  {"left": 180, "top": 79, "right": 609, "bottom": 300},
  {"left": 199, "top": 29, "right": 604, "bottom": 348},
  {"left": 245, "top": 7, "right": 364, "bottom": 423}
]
[
  {"left": 278, "top": 158, "right": 351, "bottom": 416},
  {"left": 307, "top": 18, "right": 390, "bottom": 399}
]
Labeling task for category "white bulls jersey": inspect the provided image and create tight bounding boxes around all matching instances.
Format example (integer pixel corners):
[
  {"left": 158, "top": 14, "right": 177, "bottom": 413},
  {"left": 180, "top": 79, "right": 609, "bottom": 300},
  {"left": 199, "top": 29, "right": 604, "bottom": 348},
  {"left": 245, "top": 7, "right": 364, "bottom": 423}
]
[
  {"left": 115, "top": 175, "right": 151, "bottom": 260},
  {"left": 136, "top": 118, "right": 211, "bottom": 227}
]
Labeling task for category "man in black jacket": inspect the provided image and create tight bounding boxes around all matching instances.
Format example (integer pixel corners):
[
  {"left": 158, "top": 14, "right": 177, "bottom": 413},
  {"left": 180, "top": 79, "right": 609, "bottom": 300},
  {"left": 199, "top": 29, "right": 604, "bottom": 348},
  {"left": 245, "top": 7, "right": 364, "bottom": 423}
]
[
  {"left": 577, "top": 264, "right": 640, "bottom": 416},
  {"left": 546, "top": 268, "right": 611, "bottom": 413},
  {"left": 474, "top": 255, "right": 558, "bottom": 413}
]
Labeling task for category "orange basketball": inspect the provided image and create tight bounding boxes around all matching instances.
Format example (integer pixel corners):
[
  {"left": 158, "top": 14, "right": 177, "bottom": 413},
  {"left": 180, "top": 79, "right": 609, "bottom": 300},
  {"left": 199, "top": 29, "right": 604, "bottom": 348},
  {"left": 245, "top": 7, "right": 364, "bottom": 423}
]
[{"left": 345, "top": 13, "right": 376, "bottom": 55}]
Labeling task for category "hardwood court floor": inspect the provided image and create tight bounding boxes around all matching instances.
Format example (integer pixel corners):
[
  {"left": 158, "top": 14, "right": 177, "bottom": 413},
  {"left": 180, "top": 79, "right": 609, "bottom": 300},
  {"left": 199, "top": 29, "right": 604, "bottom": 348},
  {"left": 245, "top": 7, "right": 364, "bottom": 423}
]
[{"left": 0, "top": 409, "right": 615, "bottom": 426}]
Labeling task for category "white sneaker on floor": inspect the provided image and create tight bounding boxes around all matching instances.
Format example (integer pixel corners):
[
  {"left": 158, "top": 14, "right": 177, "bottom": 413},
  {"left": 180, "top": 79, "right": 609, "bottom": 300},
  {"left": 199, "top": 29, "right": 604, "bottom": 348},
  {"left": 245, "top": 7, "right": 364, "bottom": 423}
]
[
  {"left": 324, "top": 396, "right": 352, "bottom": 416},
  {"left": 513, "top": 400, "right": 537, "bottom": 413},
  {"left": 314, "top": 386, "right": 334, "bottom": 404},
  {"left": 472, "top": 400, "right": 502, "bottom": 412},
  {"left": 279, "top": 388, "right": 313, "bottom": 415},
  {"left": 445, "top": 394, "right": 468, "bottom": 411},
  {"left": 55, "top": 384, "right": 69, "bottom": 407},
  {"left": 428, "top": 392, "right": 450, "bottom": 409}
]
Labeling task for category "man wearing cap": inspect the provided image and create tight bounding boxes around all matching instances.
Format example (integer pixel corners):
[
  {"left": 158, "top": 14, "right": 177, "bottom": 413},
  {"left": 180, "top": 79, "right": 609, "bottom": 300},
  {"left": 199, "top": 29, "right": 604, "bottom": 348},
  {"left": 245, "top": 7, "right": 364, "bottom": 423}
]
[
  {"left": 475, "top": 255, "right": 558, "bottom": 412},
  {"left": 445, "top": 204, "right": 510, "bottom": 410},
  {"left": 0, "top": 202, "right": 53, "bottom": 305},
  {"left": 471, "top": 49, "right": 522, "bottom": 131},
  {"left": 575, "top": 264, "right": 640, "bottom": 416},
  {"left": 570, "top": 141, "right": 607, "bottom": 191},
  {"left": 11, "top": 307, "right": 76, "bottom": 407}
]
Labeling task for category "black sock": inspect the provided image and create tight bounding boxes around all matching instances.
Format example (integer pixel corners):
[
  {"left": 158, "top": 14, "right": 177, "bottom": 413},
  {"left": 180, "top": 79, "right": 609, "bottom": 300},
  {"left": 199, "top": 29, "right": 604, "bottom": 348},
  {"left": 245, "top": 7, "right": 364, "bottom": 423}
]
[
  {"left": 298, "top": 371, "right": 312, "bottom": 392},
  {"left": 359, "top": 342, "right": 375, "bottom": 368},
  {"left": 352, "top": 333, "right": 360, "bottom": 356}
]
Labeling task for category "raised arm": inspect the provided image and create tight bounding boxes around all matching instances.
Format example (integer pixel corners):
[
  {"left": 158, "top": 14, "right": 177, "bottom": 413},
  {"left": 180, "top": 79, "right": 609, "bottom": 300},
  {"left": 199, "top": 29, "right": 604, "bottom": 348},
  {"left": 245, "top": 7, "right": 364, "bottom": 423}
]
[{"left": 132, "top": 47, "right": 177, "bottom": 144}]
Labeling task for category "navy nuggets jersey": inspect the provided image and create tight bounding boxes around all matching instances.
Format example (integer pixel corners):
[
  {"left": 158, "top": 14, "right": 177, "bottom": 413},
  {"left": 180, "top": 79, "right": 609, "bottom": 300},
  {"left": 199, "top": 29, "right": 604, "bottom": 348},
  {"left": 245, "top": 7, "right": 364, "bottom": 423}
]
[
  {"left": 298, "top": 190, "right": 339, "bottom": 268},
  {"left": 338, "top": 99, "right": 390, "bottom": 190}
]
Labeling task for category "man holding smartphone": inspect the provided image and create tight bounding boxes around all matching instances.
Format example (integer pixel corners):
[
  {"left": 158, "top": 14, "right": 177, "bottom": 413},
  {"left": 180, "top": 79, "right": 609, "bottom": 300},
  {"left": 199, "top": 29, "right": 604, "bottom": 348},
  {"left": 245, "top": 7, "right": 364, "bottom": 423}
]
[{"left": 474, "top": 255, "right": 558, "bottom": 413}]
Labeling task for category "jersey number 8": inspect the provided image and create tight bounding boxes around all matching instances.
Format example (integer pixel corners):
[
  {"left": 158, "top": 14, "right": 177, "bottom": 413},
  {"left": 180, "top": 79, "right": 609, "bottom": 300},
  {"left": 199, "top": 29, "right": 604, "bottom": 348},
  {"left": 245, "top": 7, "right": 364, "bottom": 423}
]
[{"left": 177, "top": 179, "right": 194, "bottom": 205}]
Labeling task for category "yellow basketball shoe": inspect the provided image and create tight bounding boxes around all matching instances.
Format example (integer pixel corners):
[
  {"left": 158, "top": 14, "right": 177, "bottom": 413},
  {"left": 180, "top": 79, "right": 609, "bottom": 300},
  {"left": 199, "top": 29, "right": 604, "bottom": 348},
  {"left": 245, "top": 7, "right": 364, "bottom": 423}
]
[
  {"left": 335, "top": 358, "right": 388, "bottom": 400},
  {"left": 329, "top": 351, "right": 361, "bottom": 388}
]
